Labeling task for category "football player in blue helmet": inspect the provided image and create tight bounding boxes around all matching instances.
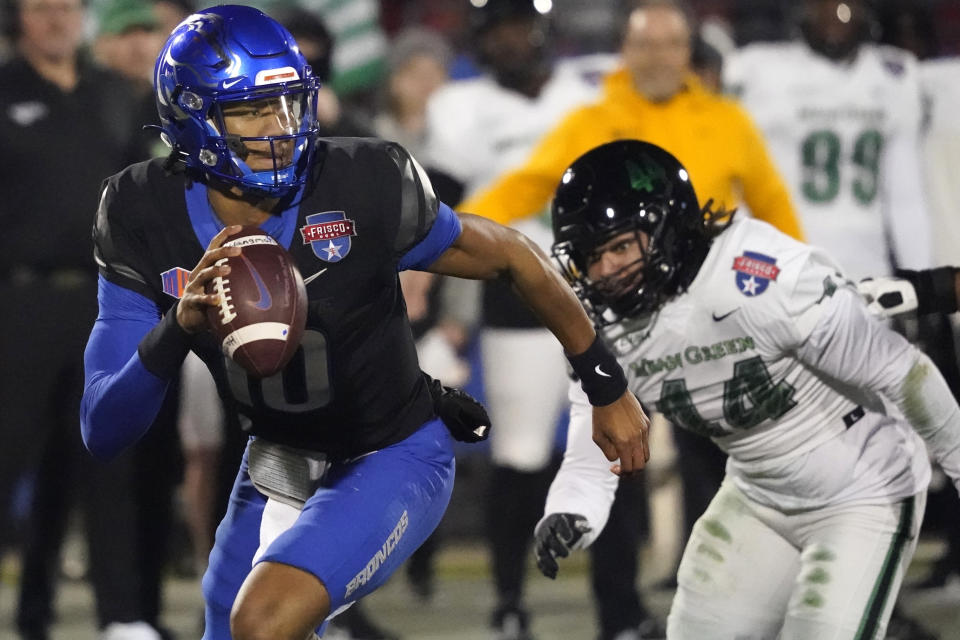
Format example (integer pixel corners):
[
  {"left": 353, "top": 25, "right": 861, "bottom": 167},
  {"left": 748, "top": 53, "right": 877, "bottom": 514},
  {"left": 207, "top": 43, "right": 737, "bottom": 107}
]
[
  {"left": 80, "top": 5, "right": 651, "bottom": 640},
  {"left": 153, "top": 4, "right": 320, "bottom": 197}
]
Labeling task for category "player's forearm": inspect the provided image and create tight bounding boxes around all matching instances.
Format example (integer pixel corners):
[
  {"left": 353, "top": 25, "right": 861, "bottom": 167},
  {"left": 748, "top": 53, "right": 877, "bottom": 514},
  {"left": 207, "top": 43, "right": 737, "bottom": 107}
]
[
  {"left": 80, "top": 318, "right": 175, "bottom": 459},
  {"left": 887, "top": 352, "right": 960, "bottom": 494},
  {"left": 541, "top": 385, "right": 620, "bottom": 546},
  {"left": 503, "top": 232, "right": 596, "bottom": 355},
  {"left": 433, "top": 215, "right": 628, "bottom": 406},
  {"left": 801, "top": 288, "right": 960, "bottom": 492},
  {"left": 431, "top": 216, "right": 596, "bottom": 354},
  {"left": 504, "top": 233, "right": 636, "bottom": 411},
  {"left": 81, "top": 357, "right": 168, "bottom": 459}
]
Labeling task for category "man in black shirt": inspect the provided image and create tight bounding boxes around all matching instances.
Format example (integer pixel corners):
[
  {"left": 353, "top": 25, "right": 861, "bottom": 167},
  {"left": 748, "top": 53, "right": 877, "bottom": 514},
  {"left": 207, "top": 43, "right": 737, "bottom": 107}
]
[
  {"left": 80, "top": 6, "right": 650, "bottom": 640},
  {"left": 0, "top": 0, "right": 177, "bottom": 638}
]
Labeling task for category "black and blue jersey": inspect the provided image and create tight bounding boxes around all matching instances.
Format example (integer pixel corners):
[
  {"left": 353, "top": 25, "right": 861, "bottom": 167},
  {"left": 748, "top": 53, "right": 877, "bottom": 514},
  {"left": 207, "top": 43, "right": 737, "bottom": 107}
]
[{"left": 83, "top": 138, "right": 461, "bottom": 459}]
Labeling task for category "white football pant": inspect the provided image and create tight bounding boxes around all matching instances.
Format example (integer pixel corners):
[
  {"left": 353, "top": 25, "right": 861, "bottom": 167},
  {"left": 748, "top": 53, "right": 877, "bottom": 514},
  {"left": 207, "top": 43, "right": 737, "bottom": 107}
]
[
  {"left": 482, "top": 328, "right": 570, "bottom": 471},
  {"left": 667, "top": 479, "right": 924, "bottom": 640}
]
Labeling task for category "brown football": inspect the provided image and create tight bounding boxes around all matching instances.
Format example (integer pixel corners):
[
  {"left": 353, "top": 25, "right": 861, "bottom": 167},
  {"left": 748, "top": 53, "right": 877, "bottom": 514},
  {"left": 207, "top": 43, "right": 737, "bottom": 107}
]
[{"left": 204, "top": 226, "right": 307, "bottom": 378}]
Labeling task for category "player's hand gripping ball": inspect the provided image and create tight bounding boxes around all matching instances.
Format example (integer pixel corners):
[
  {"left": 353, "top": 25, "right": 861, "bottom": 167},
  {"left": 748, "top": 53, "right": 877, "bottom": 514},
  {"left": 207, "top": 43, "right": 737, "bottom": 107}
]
[{"left": 204, "top": 227, "right": 307, "bottom": 378}]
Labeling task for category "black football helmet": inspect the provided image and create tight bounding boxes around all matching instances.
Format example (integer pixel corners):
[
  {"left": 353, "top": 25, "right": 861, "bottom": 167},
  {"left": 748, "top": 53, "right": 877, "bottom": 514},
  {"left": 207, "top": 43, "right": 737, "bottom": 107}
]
[{"left": 551, "top": 140, "right": 717, "bottom": 326}]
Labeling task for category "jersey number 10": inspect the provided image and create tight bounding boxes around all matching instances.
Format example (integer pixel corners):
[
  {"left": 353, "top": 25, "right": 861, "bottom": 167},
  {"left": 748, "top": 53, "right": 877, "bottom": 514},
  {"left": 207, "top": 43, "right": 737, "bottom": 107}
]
[{"left": 224, "top": 329, "right": 331, "bottom": 412}]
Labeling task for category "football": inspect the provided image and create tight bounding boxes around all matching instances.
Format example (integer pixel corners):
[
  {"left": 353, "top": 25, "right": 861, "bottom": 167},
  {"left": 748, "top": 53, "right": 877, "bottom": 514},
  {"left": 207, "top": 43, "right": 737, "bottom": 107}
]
[{"left": 205, "top": 226, "right": 308, "bottom": 378}]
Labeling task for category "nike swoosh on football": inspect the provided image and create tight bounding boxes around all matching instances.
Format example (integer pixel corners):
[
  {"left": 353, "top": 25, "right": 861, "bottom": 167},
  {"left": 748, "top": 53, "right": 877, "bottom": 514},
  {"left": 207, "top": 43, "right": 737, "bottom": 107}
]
[
  {"left": 242, "top": 256, "right": 273, "bottom": 311},
  {"left": 302, "top": 268, "right": 328, "bottom": 285},
  {"left": 594, "top": 365, "right": 612, "bottom": 378},
  {"left": 712, "top": 308, "right": 740, "bottom": 322}
]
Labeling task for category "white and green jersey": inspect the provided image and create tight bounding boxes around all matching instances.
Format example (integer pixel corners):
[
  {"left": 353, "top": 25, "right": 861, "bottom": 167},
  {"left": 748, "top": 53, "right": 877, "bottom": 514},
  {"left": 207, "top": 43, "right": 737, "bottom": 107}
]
[
  {"left": 724, "top": 42, "right": 932, "bottom": 280},
  {"left": 424, "top": 54, "right": 615, "bottom": 249},
  {"left": 425, "top": 54, "right": 615, "bottom": 199},
  {"left": 544, "top": 218, "right": 960, "bottom": 547},
  {"left": 919, "top": 58, "right": 960, "bottom": 265}
]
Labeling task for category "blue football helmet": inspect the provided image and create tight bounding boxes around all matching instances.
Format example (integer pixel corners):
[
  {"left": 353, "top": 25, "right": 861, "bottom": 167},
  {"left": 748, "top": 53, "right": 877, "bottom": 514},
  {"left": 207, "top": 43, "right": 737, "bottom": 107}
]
[{"left": 154, "top": 5, "right": 320, "bottom": 197}]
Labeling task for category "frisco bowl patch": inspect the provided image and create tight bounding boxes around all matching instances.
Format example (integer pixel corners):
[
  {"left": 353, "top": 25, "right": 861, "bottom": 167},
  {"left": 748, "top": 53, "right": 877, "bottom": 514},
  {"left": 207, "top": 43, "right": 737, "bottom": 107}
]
[
  {"left": 732, "top": 251, "right": 779, "bottom": 297},
  {"left": 301, "top": 211, "right": 357, "bottom": 263}
]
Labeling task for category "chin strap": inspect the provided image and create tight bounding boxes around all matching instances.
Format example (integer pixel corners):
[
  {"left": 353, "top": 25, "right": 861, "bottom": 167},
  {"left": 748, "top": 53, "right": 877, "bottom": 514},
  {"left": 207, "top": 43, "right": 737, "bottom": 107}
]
[{"left": 161, "top": 149, "right": 189, "bottom": 175}]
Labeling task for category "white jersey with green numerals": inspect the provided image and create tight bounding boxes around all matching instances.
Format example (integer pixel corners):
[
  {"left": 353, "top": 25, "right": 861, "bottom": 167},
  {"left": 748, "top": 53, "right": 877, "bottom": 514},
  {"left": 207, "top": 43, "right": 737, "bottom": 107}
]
[
  {"left": 724, "top": 41, "right": 933, "bottom": 280},
  {"left": 543, "top": 218, "right": 960, "bottom": 548},
  {"left": 425, "top": 54, "right": 615, "bottom": 249}
]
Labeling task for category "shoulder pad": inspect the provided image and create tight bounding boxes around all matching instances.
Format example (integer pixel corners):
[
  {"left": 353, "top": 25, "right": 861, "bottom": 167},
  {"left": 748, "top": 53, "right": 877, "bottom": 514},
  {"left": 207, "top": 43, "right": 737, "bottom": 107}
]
[{"left": 385, "top": 142, "right": 439, "bottom": 255}]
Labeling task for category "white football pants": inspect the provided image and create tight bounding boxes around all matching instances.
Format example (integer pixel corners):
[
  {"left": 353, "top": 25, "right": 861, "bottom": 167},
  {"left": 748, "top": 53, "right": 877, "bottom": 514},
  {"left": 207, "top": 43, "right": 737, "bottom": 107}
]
[
  {"left": 667, "top": 479, "right": 924, "bottom": 640},
  {"left": 482, "top": 328, "right": 570, "bottom": 471}
]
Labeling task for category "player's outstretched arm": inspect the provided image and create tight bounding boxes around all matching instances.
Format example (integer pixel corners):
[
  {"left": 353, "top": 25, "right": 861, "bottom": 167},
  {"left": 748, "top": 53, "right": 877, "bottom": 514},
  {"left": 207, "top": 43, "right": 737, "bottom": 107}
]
[
  {"left": 428, "top": 213, "right": 650, "bottom": 472},
  {"left": 797, "top": 286, "right": 960, "bottom": 495}
]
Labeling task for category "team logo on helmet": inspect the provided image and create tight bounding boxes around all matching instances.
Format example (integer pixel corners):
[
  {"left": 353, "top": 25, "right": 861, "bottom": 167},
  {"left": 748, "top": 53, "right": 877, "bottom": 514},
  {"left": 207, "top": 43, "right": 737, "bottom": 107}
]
[
  {"left": 161, "top": 267, "right": 191, "bottom": 299},
  {"left": 301, "top": 211, "right": 357, "bottom": 263},
  {"left": 733, "top": 251, "right": 780, "bottom": 297},
  {"left": 626, "top": 155, "right": 667, "bottom": 193}
]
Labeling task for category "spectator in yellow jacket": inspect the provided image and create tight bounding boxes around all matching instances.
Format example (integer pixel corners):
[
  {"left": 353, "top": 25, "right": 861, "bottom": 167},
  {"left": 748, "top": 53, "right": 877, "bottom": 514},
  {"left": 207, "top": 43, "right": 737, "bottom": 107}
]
[{"left": 461, "top": 0, "right": 804, "bottom": 242}]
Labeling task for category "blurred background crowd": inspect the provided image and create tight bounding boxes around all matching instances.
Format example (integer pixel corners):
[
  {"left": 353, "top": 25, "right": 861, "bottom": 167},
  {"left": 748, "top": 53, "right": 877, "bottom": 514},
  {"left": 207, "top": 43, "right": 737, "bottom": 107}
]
[{"left": 0, "top": 0, "right": 959, "bottom": 639}]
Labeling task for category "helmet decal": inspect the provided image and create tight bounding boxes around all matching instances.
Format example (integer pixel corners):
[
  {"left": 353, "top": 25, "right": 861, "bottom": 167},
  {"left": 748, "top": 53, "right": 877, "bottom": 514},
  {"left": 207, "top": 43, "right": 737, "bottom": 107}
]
[
  {"left": 626, "top": 156, "right": 666, "bottom": 194},
  {"left": 255, "top": 67, "right": 300, "bottom": 85},
  {"left": 160, "top": 13, "right": 237, "bottom": 91}
]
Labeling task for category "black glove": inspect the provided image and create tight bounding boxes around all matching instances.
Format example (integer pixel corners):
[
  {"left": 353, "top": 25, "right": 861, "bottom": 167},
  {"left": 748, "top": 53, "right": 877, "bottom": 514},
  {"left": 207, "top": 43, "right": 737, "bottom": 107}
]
[
  {"left": 423, "top": 373, "right": 491, "bottom": 443},
  {"left": 533, "top": 513, "right": 592, "bottom": 580}
]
